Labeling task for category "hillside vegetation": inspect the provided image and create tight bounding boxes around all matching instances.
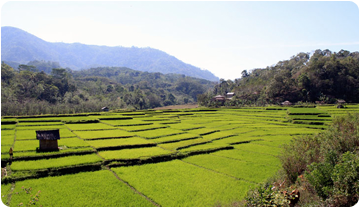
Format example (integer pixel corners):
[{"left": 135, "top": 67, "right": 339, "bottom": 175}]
[
  {"left": 198, "top": 49, "right": 359, "bottom": 106},
  {"left": 245, "top": 113, "right": 358, "bottom": 207},
  {"left": 1, "top": 63, "right": 215, "bottom": 116}
]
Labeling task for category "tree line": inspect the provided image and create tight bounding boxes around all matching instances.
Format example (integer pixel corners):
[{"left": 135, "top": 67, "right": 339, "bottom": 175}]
[
  {"left": 1, "top": 64, "right": 215, "bottom": 116},
  {"left": 198, "top": 49, "right": 359, "bottom": 107}
]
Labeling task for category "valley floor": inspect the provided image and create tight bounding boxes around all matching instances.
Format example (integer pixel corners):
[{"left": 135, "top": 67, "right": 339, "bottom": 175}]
[{"left": 1, "top": 105, "right": 358, "bottom": 206}]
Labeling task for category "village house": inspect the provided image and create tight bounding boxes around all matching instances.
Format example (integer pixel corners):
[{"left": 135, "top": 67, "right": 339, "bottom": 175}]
[
  {"left": 212, "top": 95, "right": 226, "bottom": 102},
  {"left": 336, "top": 99, "right": 346, "bottom": 108},
  {"left": 211, "top": 95, "right": 226, "bottom": 105},
  {"left": 36, "top": 129, "right": 60, "bottom": 151},
  {"left": 337, "top": 99, "right": 346, "bottom": 104},
  {"left": 281, "top": 100, "right": 292, "bottom": 106},
  {"left": 226, "top": 92, "right": 235, "bottom": 100}
]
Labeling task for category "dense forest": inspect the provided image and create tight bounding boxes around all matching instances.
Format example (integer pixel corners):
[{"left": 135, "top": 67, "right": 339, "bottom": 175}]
[
  {"left": 198, "top": 49, "right": 359, "bottom": 106},
  {"left": 1, "top": 63, "right": 215, "bottom": 116}
]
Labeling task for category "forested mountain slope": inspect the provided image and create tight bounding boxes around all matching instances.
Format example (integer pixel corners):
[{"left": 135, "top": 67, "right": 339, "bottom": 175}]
[
  {"left": 1, "top": 63, "right": 215, "bottom": 116},
  {"left": 198, "top": 49, "right": 359, "bottom": 106},
  {"left": 1, "top": 26, "right": 218, "bottom": 81}
]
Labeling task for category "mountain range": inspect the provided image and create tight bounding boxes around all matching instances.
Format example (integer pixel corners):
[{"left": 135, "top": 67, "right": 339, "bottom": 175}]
[{"left": 1, "top": 26, "right": 218, "bottom": 81}]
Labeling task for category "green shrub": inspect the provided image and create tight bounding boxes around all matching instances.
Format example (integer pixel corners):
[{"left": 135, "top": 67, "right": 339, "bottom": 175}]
[
  {"left": 330, "top": 151, "right": 359, "bottom": 206},
  {"left": 319, "top": 113, "right": 359, "bottom": 158},
  {"left": 304, "top": 151, "right": 359, "bottom": 206},
  {"left": 262, "top": 113, "right": 359, "bottom": 206},
  {"left": 305, "top": 162, "right": 334, "bottom": 199},
  {"left": 280, "top": 114, "right": 358, "bottom": 184},
  {"left": 245, "top": 183, "right": 292, "bottom": 207}
]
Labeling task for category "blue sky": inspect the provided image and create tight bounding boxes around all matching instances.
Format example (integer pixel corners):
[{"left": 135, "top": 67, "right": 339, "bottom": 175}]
[{"left": 1, "top": 1, "right": 359, "bottom": 80}]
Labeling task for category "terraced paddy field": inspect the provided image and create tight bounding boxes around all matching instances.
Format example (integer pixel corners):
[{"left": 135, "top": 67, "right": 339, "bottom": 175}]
[{"left": 1, "top": 105, "right": 358, "bottom": 206}]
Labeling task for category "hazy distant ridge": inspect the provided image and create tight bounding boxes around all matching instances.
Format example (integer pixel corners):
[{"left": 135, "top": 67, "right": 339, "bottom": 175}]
[{"left": 1, "top": 26, "right": 219, "bottom": 81}]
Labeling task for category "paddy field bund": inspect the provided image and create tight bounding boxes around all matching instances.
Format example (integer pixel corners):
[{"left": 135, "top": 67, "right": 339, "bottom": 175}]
[{"left": 1, "top": 105, "right": 358, "bottom": 206}]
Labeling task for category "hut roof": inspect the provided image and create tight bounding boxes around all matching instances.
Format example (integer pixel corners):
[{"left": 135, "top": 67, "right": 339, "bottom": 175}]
[
  {"left": 281, "top": 100, "right": 292, "bottom": 105},
  {"left": 213, "top": 95, "right": 226, "bottom": 100},
  {"left": 212, "top": 95, "right": 226, "bottom": 102},
  {"left": 36, "top": 130, "right": 60, "bottom": 140},
  {"left": 101, "top": 107, "right": 109, "bottom": 112},
  {"left": 214, "top": 95, "right": 225, "bottom": 98}
]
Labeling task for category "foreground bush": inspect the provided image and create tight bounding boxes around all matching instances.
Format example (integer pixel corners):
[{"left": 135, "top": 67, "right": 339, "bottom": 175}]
[
  {"left": 245, "top": 113, "right": 359, "bottom": 207},
  {"left": 328, "top": 151, "right": 359, "bottom": 206}
]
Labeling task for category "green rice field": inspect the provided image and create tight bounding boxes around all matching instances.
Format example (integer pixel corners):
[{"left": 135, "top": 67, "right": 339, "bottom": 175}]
[{"left": 1, "top": 104, "right": 358, "bottom": 206}]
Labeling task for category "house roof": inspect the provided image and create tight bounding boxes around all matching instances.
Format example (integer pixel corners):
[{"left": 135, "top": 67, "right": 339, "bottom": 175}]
[
  {"left": 337, "top": 99, "right": 346, "bottom": 103},
  {"left": 36, "top": 130, "right": 60, "bottom": 140},
  {"left": 281, "top": 101, "right": 292, "bottom": 105},
  {"left": 214, "top": 95, "right": 225, "bottom": 98},
  {"left": 213, "top": 95, "right": 226, "bottom": 101}
]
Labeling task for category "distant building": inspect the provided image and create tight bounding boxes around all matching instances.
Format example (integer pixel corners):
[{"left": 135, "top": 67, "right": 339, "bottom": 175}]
[
  {"left": 101, "top": 107, "right": 109, "bottom": 112},
  {"left": 36, "top": 129, "right": 60, "bottom": 151},
  {"left": 226, "top": 92, "right": 235, "bottom": 100},
  {"left": 281, "top": 100, "right": 292, "bottom": 106},
  {"left": 212, "top": 95, "right": 226, "bottom": 102},
  {"left": 337, "top": 99, "right": 346, "bottom": 108}
]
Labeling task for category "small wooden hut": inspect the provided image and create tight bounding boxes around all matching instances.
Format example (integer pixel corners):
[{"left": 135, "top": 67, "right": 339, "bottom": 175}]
[
  {"left": 281, "top": 100, "right": 293, "bottom": 106},
  {"left": 101, "top": 107, "right": 109, "bottom": 112},
  {"left": 36, "top": 129, "right": 60, "bottom": 151}
]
